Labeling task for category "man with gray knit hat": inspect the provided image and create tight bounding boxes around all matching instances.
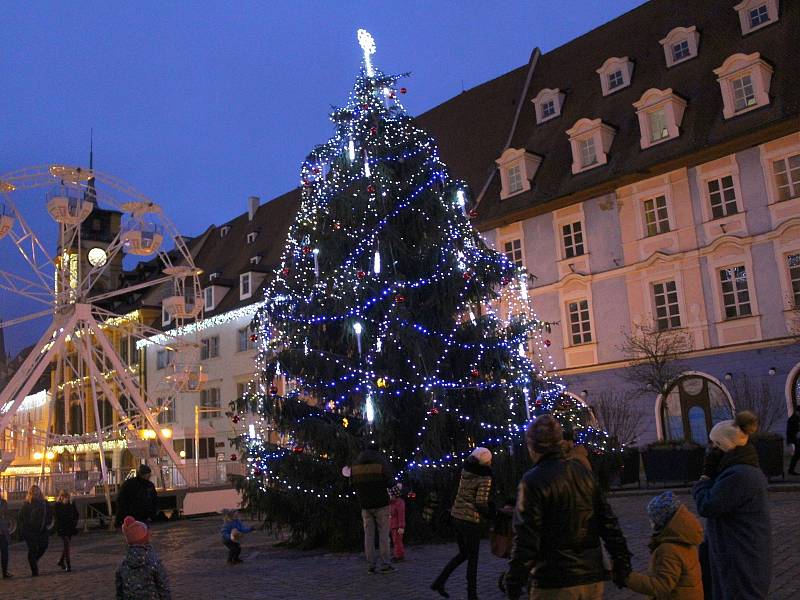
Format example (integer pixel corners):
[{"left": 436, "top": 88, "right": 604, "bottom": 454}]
[{"left": 504, "top": 415, "right": 631, "bottom": 600}]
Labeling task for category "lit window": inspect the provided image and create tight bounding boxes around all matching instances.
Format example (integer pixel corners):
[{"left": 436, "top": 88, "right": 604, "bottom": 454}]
[
  {"left": 562, "top": 222, "right": 585, "bottom": 259},
  {"left": 507, "top": 164, "right": 523, "bottom": 194},
  {"left": 203, "top": 287, "right": 215, "bottom": 311},
  {"left": 732, "top": 75, "right": 756, "bottom": 111},
  {"left": 541, "top": 100, "right": 556, "bottom": 119},
  {"left": 707, "top": 176, "right": 739, "bottom": 219},
  {"left": 579, "top": 138, "right": 597, "bottom": 168},
  {"left": 157, "top": 397, "right": 175, "bottom": 425},
  {"left": 568, "top": 300, "right": 592, "bottom": 345},
  {"left": 749, "top": 4, "right": 770, "bottom": 27},
  {"left": 200, "top": 388, "right": 221, "bottom": 419},
  {"left": 648, "top": 109, "right": 669, "bottom": 142},
  {"left": 720, "top": 266, "right": 752, "bottom": 318},
  {"left": 240, "top": 273, "right": 252, "bottom": 299},
  {"left": 672, "top": 40, "right": 690, "bottom": 62},
  {"left": 200, "top": 336, "right": 220, "bottom": 360},
  {"left": 608, "top": 70, "right": 624, "bottom": 89},
  {"left": 238, "top": 326, "right": 256, "bottom": 352},
  {"left": 772, "top": 154, "right": 800, "bottom": 201},
  {"left": 504, "top": 239, "right": 523, "bottom": 268},
  {"left": 644, "top": 195, "right": 670, "bottom": 236},
  {"left": 653, "top": 281, "right": 681, "bottom": 330},
  {"left": 788, "top": 254, "right": 800, "bottom": 307}
]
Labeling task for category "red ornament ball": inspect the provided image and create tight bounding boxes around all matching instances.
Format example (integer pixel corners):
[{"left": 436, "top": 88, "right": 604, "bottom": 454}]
[
  {"left": 281, "top": 268, "right": 290, "bottom": 276},
  {"left": 302, "top": 246, "right": 312, "bottom": 255},
  {"left": 395, "top": 294, "right": 405, "bottom": 303},
  {"left": 231, "top": 415, "right": 240, "bottom": 424},
  {"left": 357, "top": 270, "right": 366, "bottom": 279},
  {"left": 312, "top": 167, "right": 320, "bottom": 174},
  {"left": 230, "top": 453, "right": 238, "bottom": 462},
  {"left": 463, "top": 271, "right": 473, "bottom": 281},
  {"left": 370, "top": 127, "right": 377, "bottom": 135},
  {"left": 253, "top": 468, "right": 263, "bottom": 477},
  {"left": 430, "top": 407, "right": 440, "bottom": 415},
  {"left": 544, "top": 339, "right": 552, "bottom": 347},
  {"left": 400, "top": 87, "right": 408, "bottom": 94},
  {"left": 361, "top": 103, "right": 369, "bottom": 109},
  {"left": 468, "top": 209, "right": 478, "bottom": 218},
  {"left": 407, "top": 491, "right": 417, "bottom": 500},
  {"left": 249, "top": 334, "right": 257, "bottom": 342},
  {"left": 333, "top": 221, "right": 342, "bottom": 230},
  {"left": 501, "top": 277, "right": 510, "bottom": 286},
  {"left": 470, "top": 368, "right": 480, "bottom": 379},
  {"left": 292, "top": 445, "right": 305, "bottom": 454},
  {"left": 367, "top": 184, "right": 375, "bottom": 193},
  {"left": 269, "top": 386, "right": 279, "bottom": 395}
]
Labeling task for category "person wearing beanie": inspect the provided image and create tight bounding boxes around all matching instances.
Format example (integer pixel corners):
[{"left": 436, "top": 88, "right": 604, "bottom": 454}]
[
  {"left": 626, "top": 491, "right": 704, "bottom": 599},
  {"left": 116, "top": 516, "right": 171, "bottom": 599},
  {"left": 693, "top": 417, "right": 771, "bottom": 599},
  {"left": 387, "top": 484, "right": 406, "bottom": 562},
  {"left": 115, "top": 464, "right": 158, "bottom": 528},
  {"left": 431, "top": 447, "right": 493, "bottom": 600},
  {"left": 504, "top": 415, "right": 631, "bottom": 600}
]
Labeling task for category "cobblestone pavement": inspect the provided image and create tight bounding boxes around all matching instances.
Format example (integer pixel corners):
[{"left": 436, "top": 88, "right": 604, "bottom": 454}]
[{"left": 1, "top": 490, "right": 797, "bottom": 599}]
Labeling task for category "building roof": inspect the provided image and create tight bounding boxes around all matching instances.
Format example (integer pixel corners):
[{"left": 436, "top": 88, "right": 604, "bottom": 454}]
[{"left": 433, "top": 0, "right": 799, "bottom": 230}]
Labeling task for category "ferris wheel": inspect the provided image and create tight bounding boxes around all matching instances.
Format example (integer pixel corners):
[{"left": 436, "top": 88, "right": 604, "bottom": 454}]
[{"left": 0, "top": 165, "right": 205, "bottom": 482}]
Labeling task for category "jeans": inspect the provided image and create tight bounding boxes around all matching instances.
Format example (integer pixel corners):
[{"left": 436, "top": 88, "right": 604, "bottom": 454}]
[
  {"left": 529, "top": 583, "right": 604, "bottom": 599},
  {"left": 0, "top": 535, "right": 8, "bottom": 574},
  {"left": 361, "top": 505, "right": 391, "bottom": 568},
  {"left": 223, "top": 538, "right": 241, "bottom": 562},
  {"left": 25, "top": 533, "right": 49, "bottom": 575},
  {"left": 433, "top": 519, "right": 482, "bottom": 599}
]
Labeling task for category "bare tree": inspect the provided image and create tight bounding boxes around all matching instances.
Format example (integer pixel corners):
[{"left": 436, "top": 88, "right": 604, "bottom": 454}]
[
  {"left": 590, "top": 390, "right": 646, "bottom": 446},
  {"left": 729, "top": 375, "right": 786, "bottom": 433},
  {"left": 619, "top": 324, "right": 694, "bottom": 397}
]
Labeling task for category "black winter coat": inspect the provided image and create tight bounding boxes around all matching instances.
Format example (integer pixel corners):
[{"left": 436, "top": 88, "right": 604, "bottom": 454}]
[
  {"left": 505, "top": 451, "right": 631, "bottom": 594},
  {"left": 115, "top": 476, "right": 158, "bottom": 527},
  {"left": 18, "top": 499, "right": 53, "bottom": 540},
  {"left": 54, "top": 501, "right": 79, "bottom": 537}
]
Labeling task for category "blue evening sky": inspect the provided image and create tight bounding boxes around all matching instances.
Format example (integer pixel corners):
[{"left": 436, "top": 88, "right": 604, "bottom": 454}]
[{"left": 0, "top": 0, "right": 645, "bottom": 355}]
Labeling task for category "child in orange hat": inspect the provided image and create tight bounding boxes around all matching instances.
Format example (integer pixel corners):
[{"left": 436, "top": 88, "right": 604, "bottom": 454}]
[{"left": 115, "top": 516, "right": 171, "bottom": 599}]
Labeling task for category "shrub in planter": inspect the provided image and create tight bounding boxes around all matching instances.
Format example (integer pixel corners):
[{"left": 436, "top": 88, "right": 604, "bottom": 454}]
[
  {"left": 750, "top": 433, "right": 784, "bottom": 479},
  {"left": 642, "top": 441, "right": 704, "bottom": 486}
]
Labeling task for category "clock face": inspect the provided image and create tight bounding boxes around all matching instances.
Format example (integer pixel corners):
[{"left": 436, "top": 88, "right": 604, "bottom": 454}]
[{"left": 87, "top": 247, "right": 108, "bottom": 267}]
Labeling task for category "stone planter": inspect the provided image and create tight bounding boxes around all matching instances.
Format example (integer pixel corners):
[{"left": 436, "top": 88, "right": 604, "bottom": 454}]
[{"left": 642, "top": 445, "right": 704, "bottom": 487}]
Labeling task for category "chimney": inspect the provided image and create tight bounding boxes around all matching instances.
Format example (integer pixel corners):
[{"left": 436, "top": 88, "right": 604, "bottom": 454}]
[{"left": 248, "top": 196, "right": 260, "bottom": 221}]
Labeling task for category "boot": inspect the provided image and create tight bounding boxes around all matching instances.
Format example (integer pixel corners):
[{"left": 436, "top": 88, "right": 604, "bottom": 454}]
[{"left": 430, "top": 578, "right": 450, "bottom": 598}]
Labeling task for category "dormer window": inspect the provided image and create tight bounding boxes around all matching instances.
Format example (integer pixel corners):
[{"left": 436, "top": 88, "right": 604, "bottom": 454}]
[
  {"left": 734, "top": 0, "right": 779, "bottom": 35},
  {"left": 250, "top": 255, "right": 262, "bottom": 266},
  {"left": 659, "top": 26, "right": 700, "bottom": 67},
  {"left": 633, "top": 88, "right": 687, "bottom": 149},
  {"left": 531, "top": 88, "right": 565, "bottom": 124},
  {"left": 246, "top": 231, "right": 258, "bottom": 244},
  {"left": 566, "top": 118, "right": 616, "bottom": 174},
  {"left": 596, "top": 57, "right": 633, "bottom": 96},
  {"left": 220, "top": 226, "right": 230, "bottom": 238},
  {"left": 209, "top": 272, "right": 220, "bottom": 282},
  {"left": 240, "top": 272, "right": 252, "bottom": 300},
  {"left": 713, "top": 52, "right": 773, "bottom": 119},
  {"left": 495, "top": 148, "right": 542, "bottom": 200}
]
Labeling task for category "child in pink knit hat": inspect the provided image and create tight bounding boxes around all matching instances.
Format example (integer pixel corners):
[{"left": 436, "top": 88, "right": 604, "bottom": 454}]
[{"left": 116, "top": 516, "right": 171, "bottom": 599}]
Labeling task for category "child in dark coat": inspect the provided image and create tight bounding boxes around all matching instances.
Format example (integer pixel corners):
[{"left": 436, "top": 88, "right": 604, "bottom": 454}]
[
  {"left": 220, "top": 509, "right": 253, "bottom": 564},
  {"left": 116, "top": 516, "right": 171, "bottom": 600},
  {"left": 54, "top": 489, "right": 79, "bottom": 572}
]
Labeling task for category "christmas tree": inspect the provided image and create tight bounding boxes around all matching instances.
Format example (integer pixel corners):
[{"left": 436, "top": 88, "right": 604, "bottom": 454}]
[{"left": 233, "top": 30, "right": 608, "bottom": 548}]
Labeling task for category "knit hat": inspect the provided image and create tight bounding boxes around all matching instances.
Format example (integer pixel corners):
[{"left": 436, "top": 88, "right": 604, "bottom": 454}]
[
  {"left": 121, "top": 516, "right": 150, "bottom": 545},
  {"left": 526, "top": 415, "right": 564, "bottom": 453},
  {"left": 647, "top": 491, "right": 681, "bottom": 531},
  {"left": 388, "top": 483, "right": 403, "bottom": 499},
  {"left": 470, "top": 447, "right": 492, "bottom": 466},
  {"left": 709, "top": 419, "right": 748, "bottom": 452}
]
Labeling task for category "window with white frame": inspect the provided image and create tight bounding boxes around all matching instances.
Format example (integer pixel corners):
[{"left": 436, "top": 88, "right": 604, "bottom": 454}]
[
  {"left": 596, "top": 57, "right": 634, "bottom": 96},
  {"left": 203, "top": 287, "right": 215, "bottom": 311},
  {"left": 531, "top": 88, "right": 565, "bottom": 124},
  {"left": 250, "top": 255, "right": 262, "bottom": 266},
  {"left": 643, "top": 195, "right": 670, "bottom": 236},
  {"left": 772, "top": 154, "right": 800, "bottom": 201},
  {"left": 236, "top": 381, "right": 248, "bottom": 400},
  {"left": 653, "top": 281, "right": 682, "bottom": 330},
  {"left": 156, "top": 349, "right": 174, "bottom": 370},
  {"left": 209, "top": 272, "right": 220, "bottom": 281},
  {"left": 633, "top": 88, "right": 687, "bottom": 149},
  {"left": 734, "top": 0, "right": 779, "bottom": 35},
  {"left": 567, "top": 300, "right": 592, "bottom": 345},
  {"left": 566, "top": 118, "right": 616, "bottom": 174},
  {"left": 161, "top": 304, "right": 172, "bottom": 326},
  {"left": 238, "top": 325, "right": 256, "bottom": 352},
  {"left": 714, "top": 53, "right": 773, "bottom": 119},
  {"left": 200, "top": 336, "right": 220, "bottom": 360},
  {"left": 246, "top": 231, "right": 258, "bottom": 244},
  {"left": 788, "top": 254, "right": 800, "bottom": 307},
  {"left": 562, "top": 222, "right": 585, "bottom": 259},
  {"left": 707, "top": 175, "right": 739, "bottom": 219},
  {"left": 495, "top": 148, "right": 542, "bottom": 199},
  {"left": 719, "top": 265, "right": 752, "bottom": 318},
  {"left": 240, "top": 272, "right": 252, "bottom": 299},
  {"left": 504, "top": 239, "right": 523, "bottom": 268},
  {"left": 220, "top": 226, "right": 230, "bottom": 238},
  {"left": 199, "top": 387, "right": 221, "bottom": 419},
  {"left": 507, "top": 164, "right": 523, "bottom": 194},
  {"left": 660, "top": 26, "right": 700, "bottom": 68},
  {"left": 156, "top": 397, "right": 174, "bottom": 424}
]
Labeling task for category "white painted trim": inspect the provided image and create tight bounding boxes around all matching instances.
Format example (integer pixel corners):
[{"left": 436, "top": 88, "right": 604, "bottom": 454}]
[{"left": 654, "top": 371, "right": 736, "bottom": 440}]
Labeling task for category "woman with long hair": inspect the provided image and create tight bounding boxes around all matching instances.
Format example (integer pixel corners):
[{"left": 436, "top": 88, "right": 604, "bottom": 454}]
[
  {"left": 18, "top": 484, "right": 53, "bottom": 576},
  {"left": 54, "top": 489, "right": 79, "bottom": 572}
]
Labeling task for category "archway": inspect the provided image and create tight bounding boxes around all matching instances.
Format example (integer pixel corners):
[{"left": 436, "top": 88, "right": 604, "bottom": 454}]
[
  {"left": 655, "top": 372, "right": 735, "bottom": 444},
  {"left": 784, "top": 362, "right": 800, "bottom": 415}
]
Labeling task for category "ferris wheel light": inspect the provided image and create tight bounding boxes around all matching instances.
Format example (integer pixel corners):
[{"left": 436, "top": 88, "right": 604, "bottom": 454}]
[
  {"left": 160, "top": 428, "right": 173, "bottom": 439},
  {"left": 45, "top": 451, "right": 55, "bottom": 460}
]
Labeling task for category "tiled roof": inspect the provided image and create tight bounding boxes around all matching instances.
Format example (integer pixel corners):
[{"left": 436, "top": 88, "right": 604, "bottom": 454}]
[{"left": 427, "top": 0, "right": 799, "bottom": 229}]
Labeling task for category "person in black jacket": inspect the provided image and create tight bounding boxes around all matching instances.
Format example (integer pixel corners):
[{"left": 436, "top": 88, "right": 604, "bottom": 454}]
[
  {"left": 0, "top": 493, "right": 12, "bottom": 578},
  {"left": 349, "top": 448, "right": 395, "bottom": 574},
  {"left": 115, "top": 464, "right": 158, "bottom": 527},
  {"left": 504, "top": 415, "right": 631, "bottom": 600},
  {"left": 787, "top": 404, "right": 800, "bottom": 475},
  {"left": 54, "top": 489, "right": 79, "bottom": 572},
  {"left": 18, "top": 484, "right": 53, "bottom": 576}
]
